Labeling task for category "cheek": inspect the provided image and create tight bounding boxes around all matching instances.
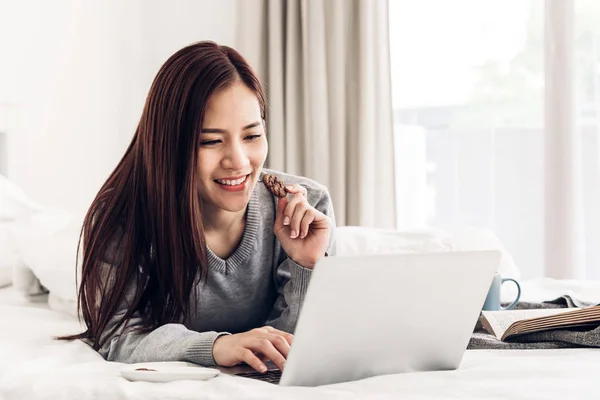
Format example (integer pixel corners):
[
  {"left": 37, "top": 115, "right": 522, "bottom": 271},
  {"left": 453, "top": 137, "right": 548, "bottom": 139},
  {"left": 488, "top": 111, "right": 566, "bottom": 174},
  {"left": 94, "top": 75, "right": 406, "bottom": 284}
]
[
  {"left": 253, "top": 140, "right": 268, "bottom": 165},
  {"left": 197, "top": 150, "right": 218, "bottom": 179}
]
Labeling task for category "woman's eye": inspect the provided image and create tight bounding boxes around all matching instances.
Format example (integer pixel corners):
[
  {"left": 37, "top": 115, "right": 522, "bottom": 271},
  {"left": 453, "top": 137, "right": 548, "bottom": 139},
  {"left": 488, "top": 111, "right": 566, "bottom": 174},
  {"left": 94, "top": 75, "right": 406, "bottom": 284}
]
[
  {"left": 200, "top": 140, "right": 222, "bottom": 146},
  {"left": 245, "top": 134, "right": 262, "bottom": 141}
]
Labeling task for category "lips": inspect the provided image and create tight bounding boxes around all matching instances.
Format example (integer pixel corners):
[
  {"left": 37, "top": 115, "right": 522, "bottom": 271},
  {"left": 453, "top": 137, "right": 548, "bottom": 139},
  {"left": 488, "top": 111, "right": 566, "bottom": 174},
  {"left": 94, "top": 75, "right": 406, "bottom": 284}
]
[{"left": 213, "top": 174, "right": 252, "bottom": 188}]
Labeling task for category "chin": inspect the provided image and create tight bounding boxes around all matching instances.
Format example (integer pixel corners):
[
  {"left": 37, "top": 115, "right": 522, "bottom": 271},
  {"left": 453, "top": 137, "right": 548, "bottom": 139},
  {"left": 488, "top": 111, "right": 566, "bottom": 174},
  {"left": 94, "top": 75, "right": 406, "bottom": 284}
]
[
  {"left": 214, "top": 193, "right": 251, "bottom": 212},
  {"left": 220, "top": 202, "right": 249, "bottom": 213},
  {"left": 204, "top": 178, "right": 257, "bottom": 212}
]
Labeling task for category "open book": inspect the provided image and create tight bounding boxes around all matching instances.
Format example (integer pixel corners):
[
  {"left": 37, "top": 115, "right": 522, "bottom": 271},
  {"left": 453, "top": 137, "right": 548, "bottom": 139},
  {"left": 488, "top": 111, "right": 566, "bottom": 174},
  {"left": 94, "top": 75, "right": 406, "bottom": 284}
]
[{"left": 481, "top": 306, "right": 600, "bottom": 341}]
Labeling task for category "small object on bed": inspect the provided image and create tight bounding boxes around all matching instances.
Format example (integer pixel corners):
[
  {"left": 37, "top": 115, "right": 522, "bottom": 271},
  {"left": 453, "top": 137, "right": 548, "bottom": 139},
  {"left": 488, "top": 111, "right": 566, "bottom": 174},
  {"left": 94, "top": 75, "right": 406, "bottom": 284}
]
[
  {"left": 481, "top": 305, "right": 600, "bottom": 341},
  {"left": 262, "top": 174, "right": 287, "bottom": 198},
  {"left": 120, "top": 363, "right": 220, "bottom": 382}
]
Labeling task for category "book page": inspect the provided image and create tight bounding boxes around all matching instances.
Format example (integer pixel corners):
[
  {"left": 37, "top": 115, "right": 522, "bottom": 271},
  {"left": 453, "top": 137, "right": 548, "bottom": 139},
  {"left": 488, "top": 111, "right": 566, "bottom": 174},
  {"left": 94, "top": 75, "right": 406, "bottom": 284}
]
[{"left": 481, "top": 308, "right": 579, "bottom": 340}]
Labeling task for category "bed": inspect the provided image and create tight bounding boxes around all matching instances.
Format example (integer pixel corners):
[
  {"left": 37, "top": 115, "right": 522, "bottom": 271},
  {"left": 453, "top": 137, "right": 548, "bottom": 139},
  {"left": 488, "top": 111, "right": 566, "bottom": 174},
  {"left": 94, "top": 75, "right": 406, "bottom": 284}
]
[
  {"left": 2, "top": 280, "right": 600, "bottom": 400},
  {"left": 2, "top": 219, "right": 600, "bottom": 399}
]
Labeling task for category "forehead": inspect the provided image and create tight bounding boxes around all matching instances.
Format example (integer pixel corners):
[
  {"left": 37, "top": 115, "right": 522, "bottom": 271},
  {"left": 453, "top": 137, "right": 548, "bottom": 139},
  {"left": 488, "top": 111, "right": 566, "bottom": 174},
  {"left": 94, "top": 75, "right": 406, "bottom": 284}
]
[{"left": 203, "top": 82, "right": 261, "bottom": 125}]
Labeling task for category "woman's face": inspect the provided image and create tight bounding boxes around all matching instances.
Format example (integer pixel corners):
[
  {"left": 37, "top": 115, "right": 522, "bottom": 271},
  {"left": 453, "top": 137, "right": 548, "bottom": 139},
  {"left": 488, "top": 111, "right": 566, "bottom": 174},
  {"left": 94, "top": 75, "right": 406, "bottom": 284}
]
[{"left": 197, "top": 82, "right": 268, "bottom": 213}]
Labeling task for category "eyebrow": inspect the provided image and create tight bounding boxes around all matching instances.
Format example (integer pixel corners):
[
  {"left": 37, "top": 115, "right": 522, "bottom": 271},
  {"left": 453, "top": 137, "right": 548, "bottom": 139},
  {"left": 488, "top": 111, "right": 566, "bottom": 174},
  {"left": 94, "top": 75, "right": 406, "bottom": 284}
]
[{"left": 201, "top": 121, "right": 261, "bottom": 134}]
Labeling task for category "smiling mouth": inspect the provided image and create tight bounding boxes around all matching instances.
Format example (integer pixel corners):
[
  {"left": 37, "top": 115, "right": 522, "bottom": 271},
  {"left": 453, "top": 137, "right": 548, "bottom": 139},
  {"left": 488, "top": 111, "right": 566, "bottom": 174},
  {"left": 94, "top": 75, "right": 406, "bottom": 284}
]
[{"left": 213, "top": 174, "right": 250, "bottom": 186}]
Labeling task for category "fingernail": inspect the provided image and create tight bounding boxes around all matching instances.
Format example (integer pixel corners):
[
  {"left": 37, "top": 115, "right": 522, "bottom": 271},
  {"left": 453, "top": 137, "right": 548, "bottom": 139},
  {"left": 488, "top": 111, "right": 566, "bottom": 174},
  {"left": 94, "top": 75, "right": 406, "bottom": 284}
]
[
  {"left": 283, "top": 216, "right": 290, "bottom": 225},
  {"left": 282, "top": 362, "right": 286, "bottom": 370},
  {"left": 290, "top": 230, "right": 297, "bottom": 238},
  {"left": 286, "top": 185, "right": 294, "bottom": 191},
  {"left": 260, "top": 365, "right": 267, "bottom": 373}
]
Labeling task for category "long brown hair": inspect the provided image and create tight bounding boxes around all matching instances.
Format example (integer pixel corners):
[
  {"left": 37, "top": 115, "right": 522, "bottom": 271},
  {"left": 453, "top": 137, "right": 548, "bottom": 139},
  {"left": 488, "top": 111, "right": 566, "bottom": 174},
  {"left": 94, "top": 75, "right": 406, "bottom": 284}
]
[{"left": 59, "top": 41, "right": 267, "bottom": 350}]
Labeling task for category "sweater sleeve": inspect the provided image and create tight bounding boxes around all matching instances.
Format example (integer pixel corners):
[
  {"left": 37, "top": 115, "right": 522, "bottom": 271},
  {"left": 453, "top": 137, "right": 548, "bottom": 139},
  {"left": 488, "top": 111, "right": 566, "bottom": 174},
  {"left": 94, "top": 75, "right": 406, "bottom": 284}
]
[
  {"left": 265, "top": 186, "right": 336, "bottom": 332},
  {"left": 94, "top": 257, "right": 230, "bottom": 366}
]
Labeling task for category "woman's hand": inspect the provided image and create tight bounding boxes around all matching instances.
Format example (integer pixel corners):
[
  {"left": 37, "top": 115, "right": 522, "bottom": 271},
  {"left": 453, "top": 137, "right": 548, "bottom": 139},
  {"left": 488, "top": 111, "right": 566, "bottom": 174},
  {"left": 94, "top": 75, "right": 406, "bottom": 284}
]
[
  {"left": 273, "top": 184, "right": 331, "bottom": 269},
  {"left": 212, "top": 326, "right": 294, "bottom": 372}
]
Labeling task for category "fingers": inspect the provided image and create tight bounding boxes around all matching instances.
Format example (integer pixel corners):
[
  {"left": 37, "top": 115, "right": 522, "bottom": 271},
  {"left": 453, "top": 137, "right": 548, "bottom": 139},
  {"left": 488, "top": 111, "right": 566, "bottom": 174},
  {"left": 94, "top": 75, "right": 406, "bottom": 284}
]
[
  {"left": 275, "top": 184, "right": 305, "bottom": 229},
  {"left": 244, "top": 327, "right": 293, "bottom": 372},
  {"left": 265, "top": 333, "right": 291, "bottom": 359},
  {"left": 217, "top": 328, "right": 295, "bottom": 374},
  {"left": 275, "top": 196, "right": 289, "bottom": 228},
  {"left": 284, "top": 183, "right": 307, "bottom": 197},
  {"left": 299, "top": 211, "right": 316, "bottom": 239},
  {"left": 288, "top": 204, "right": 309, "bottom": 239},
  {"left": 239, "top": 348, "right": 268, "bottom": 373},
  {"left": 250, "top": 339, "right": 287, "bottom": 371},
  {"left": 275, "top": 183, "right": 328, "bottom": 239},
  {"left": 283, "top": 193, "right": 308, "bottom": 238},
  {"left": 263, "top": 326, "right": 294, "bottom": 345}
]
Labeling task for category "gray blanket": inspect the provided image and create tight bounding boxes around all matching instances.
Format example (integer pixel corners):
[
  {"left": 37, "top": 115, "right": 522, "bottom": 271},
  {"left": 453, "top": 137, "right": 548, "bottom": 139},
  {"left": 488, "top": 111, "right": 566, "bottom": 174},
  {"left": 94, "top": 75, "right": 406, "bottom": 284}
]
[{"left": 468, "top": 295, "right": 600, "bottom": 349}]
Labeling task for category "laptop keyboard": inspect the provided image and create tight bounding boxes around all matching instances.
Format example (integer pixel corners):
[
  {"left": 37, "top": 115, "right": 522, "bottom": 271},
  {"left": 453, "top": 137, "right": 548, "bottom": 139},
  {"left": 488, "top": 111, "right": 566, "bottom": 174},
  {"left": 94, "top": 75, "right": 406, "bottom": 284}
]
[{"left": 236, "top": 369, "right": 283, "bottom": 384}]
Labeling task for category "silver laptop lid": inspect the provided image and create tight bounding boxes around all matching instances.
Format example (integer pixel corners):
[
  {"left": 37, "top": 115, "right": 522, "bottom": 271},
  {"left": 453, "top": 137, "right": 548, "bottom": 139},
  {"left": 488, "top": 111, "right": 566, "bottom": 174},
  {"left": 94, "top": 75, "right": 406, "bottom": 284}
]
[{"left": 280, "top": 250, "right": 501, "bottom": 386}]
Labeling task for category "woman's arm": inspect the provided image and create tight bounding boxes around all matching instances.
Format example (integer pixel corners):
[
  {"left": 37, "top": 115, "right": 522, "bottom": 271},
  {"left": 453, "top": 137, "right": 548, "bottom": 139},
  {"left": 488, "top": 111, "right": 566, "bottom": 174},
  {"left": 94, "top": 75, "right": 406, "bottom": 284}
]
[
  {"left": 266, "top": 185, "right": 336, "bottom": 332},
  {"left": 94, "top": 261, "right": 230, "bottom": 366},
  {"left": 98, "top": 311, "right": 229, "bottom": 366},
  {"left": 264, "top": 258, "right": 313, "bottom": 332}
]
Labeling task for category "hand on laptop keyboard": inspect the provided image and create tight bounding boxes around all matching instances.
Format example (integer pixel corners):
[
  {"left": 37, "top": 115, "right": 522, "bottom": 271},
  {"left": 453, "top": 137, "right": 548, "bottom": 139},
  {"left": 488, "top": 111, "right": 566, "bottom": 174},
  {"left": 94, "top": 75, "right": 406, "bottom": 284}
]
[{"left": 212, "top": 326, "right": 293, "bottom": 372}]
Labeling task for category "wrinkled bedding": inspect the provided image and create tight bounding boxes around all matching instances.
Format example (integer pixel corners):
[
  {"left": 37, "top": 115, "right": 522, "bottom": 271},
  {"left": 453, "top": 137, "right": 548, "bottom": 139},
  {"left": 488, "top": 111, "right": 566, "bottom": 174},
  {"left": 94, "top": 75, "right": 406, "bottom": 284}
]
[{"left": 2, "top": 281, "right": 600, "bottom": 400}]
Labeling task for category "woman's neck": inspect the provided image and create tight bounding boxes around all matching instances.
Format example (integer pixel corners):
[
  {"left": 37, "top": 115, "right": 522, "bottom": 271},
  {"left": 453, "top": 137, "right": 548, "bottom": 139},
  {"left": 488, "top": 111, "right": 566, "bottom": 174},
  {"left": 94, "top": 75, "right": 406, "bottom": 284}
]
[
  {"left": 201, "top": 204, "right": 247, "bottom": 259},
  {"left": 201, "top": 204, "right": 247, "bottom": 234}
]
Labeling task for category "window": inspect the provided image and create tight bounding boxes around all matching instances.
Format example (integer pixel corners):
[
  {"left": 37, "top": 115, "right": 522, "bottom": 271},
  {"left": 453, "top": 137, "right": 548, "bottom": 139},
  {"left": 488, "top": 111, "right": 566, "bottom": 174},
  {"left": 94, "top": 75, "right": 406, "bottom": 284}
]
[{"left": 390, "top": 0, "right": 600, "bottom": 279}]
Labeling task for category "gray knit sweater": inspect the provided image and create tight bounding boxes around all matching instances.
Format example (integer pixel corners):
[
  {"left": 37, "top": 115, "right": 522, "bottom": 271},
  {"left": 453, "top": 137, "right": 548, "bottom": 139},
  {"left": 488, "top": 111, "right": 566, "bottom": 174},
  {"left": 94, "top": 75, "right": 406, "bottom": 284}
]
[{"left": 95, "top": 170, "right": 335, "bottom": 367}]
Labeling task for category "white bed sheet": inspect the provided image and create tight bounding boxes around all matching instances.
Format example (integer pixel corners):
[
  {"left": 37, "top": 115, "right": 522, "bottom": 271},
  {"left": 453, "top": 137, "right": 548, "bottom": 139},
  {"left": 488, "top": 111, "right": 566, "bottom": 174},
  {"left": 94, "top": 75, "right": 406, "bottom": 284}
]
[{"left": 1, "top": 284, "right": 600, "bottom": 400}]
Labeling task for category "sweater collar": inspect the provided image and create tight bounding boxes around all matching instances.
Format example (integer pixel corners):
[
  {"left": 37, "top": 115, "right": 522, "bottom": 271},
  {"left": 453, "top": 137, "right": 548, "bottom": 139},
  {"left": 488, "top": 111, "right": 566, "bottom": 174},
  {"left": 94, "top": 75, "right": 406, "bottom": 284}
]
[{"left": 206, "top": 189, "right": 260, "bottom": 273}]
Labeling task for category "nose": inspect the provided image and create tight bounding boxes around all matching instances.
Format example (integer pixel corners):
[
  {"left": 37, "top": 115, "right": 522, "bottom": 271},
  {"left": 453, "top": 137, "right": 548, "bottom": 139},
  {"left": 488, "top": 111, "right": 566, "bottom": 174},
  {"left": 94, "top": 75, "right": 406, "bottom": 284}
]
[{"left": 221, "top": 140, "right": 250, "bottom": 171}]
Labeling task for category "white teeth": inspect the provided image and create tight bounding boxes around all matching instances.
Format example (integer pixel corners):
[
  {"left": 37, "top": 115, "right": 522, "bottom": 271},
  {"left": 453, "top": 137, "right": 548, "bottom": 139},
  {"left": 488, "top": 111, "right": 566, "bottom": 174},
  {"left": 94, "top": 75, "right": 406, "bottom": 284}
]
[{"left": 216, "top": 175, "right": 247, "bottom": 186}]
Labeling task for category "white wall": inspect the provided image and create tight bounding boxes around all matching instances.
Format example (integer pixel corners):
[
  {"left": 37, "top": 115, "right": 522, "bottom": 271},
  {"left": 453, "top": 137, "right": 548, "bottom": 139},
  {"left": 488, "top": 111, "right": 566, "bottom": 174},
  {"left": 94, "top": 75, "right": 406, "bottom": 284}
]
[{"left": 0, "top": 0, "right": 237, "bottom": 215}]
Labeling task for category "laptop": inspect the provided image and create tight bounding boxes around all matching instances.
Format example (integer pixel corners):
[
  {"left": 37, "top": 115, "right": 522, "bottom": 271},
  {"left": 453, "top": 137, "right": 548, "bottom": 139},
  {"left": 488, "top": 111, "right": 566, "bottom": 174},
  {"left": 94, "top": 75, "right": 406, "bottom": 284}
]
[{"left": 219, "top": 250, "right": 501, "bottom": 386}]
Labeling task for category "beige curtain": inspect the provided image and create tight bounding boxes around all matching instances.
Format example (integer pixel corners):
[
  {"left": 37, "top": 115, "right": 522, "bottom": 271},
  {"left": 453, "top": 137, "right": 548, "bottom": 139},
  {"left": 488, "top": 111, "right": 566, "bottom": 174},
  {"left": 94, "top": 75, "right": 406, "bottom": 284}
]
[{"left": 236, "top": 0, "right": 396, "bottom": 228}]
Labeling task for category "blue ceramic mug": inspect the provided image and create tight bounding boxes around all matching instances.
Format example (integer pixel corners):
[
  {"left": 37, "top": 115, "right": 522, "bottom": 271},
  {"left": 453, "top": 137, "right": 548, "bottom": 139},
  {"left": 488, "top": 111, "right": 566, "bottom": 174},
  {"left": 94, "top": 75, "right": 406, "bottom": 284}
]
[{"left": 482, "top": 272, "right": 521, "bottom": 311}]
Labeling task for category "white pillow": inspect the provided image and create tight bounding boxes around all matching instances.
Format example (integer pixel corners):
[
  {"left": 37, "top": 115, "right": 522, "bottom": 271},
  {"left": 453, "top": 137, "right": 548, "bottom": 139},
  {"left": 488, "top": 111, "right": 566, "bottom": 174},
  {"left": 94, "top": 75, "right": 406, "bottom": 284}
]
[
  {"left": 11, "top": 210, "right": 81, "bottom": 302},
  {"left": 0, "top": 225, "right": 17, "bottom": 287},
  {"left": 335, "top": 226, "right": 520, "bottom": 279},
  {"left": 0, "top": 174, "right": 43, "bottom": 220},
  {"left": 1, "top": 175, "right": 82, "bottom": 312},
  {"left": 32, "top": 214, "right": 82, "bottom": 303},
  {"left": 336, "top": 226, "right": 451, "bottom": 256},
  {"left": 446, "top": 227, "right": 520, "bottom": 279},
  {"left": 0, "top": 174, "right": 44, "bottom": 287}
]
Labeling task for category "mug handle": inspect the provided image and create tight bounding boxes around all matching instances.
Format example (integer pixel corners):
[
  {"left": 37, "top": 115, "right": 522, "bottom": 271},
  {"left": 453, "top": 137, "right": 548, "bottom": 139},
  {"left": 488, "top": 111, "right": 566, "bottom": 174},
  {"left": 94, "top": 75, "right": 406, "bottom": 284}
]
[{"left": 500, "top": 278, "right": 521, "bottom": 310}]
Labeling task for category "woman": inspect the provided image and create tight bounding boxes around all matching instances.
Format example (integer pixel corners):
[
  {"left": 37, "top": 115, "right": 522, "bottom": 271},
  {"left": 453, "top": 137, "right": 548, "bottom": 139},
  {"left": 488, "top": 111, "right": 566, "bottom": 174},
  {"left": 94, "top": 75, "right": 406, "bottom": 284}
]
[{"left": 60, "top": 41, "right": 335, "bottom": 374}]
